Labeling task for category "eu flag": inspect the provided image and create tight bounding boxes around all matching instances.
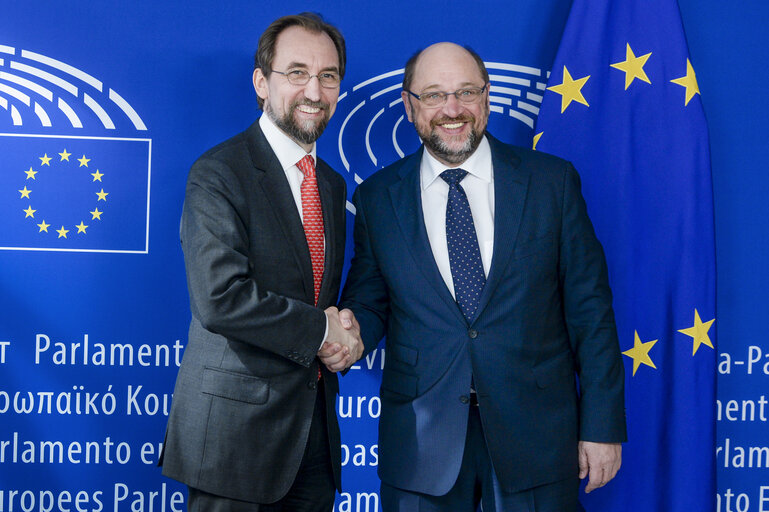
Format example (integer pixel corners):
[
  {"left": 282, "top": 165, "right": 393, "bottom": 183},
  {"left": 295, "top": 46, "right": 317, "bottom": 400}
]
[
  {"left": 534, "top": 1, "right": 716, "bottom": 510},
  {"left": 0, "top": 134, "right": 151, "bottom": 253}
]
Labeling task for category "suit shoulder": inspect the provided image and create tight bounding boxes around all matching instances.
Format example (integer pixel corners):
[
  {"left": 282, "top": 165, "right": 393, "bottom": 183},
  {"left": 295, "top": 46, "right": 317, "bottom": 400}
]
[
  {"left": 491, "top": 138, "right": 577, "bottom": 185},
  {"left": 356, "top": 150, "right": 420, "bottom": 196},
  {"left": 514, "top": 145, "right": 570, "bottom": 168},
  {"left": 187, "top": 121, "right": 272, "bottom": 187},
  {"left": 492, "top": 134, "right": 571, "bottom": 169},
  {"left": 183, "top": 130, "right": 257, "bottom": 203},
  {"left": 194, "top": 130, "right": 250, "bottom": 169}
]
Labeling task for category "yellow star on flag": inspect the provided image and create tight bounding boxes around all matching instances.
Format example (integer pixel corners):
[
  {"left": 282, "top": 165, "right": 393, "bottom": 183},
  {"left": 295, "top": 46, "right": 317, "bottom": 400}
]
[
  {"left": 547, "top": 66, "right": 590, "bottom": 113},
  {"left": 532, "top": 132, "right": 543, "bottom": 151},
  {"left": 56, "top": 226, "right": 69, "bottom": 238},
  {"left": 19, "top": 186, "right": 31, "bottom": 199},
  {"left": 611, "top": 43, "right": 652, "bottom": 90},
  {"left": 75, "top": 221, "right": 88, "bottom": 234},
  {"left": 59, "top": 149, "right": 72, "bottom": 161},
  {"left": 37, "top": 220, "right": 50, "bottom": 233},
  {"left": 91, "top": 169, "right": 104, "bottom": 182},
  {"left": 670, "top": 59, "right": 700, "bottom": 106},
  {"left": 622, "top": 330, "right": 658, "bottom": 376},
  {"left": 23, "top": 206, "right": 36, "bottom": 218},
  {"left": 96, "top": 189, "right": 109, "bottom": 201},
  {"left": 90, "top": 207, "right": 103, "bottom": 220},
  {"left": 25, "top": 167, "right": 37, "bottom": 180},
  {"left": 678, "top": 309, "right": 715, "bottom": 355},
  {"left": 39, "top": 154, "right": 52, "bottom": 166},
  {"left": 78, "top": 155, "right": 91, "bottom": 167}
]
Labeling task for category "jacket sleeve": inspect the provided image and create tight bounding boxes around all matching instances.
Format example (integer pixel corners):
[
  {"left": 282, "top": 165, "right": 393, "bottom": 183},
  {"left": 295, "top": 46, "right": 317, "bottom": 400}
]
[
  {"left": 339, "top": 185, "right": 389, "bottom": 356},
  {"left": 559, "top": 162, "right": 627, "bottom": 442},
  {"left": 181, "top": 156, "right": 326, "bottom": 367}
]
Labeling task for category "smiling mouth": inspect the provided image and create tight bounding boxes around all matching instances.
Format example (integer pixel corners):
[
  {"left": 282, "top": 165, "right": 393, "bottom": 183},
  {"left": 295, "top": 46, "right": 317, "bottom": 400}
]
[
  {"left": 432, "top": 115, "right": 473, "bottom": 130},
  {"left": 296, "top": 104, "right": 321, "bottom": 114}
]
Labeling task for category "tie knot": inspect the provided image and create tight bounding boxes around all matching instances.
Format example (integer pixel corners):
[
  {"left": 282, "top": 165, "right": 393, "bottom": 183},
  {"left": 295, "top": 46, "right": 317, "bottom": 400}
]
[
  {"left": 297, "top": 155, "right": 316, "bottom": 178},
  {"left": 440, "top": 168, "right": 468, "bottom": 186}
]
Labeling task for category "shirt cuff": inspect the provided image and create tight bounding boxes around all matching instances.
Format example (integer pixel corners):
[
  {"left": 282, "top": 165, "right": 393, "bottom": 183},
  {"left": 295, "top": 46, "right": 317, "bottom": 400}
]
[{"left": 319, "top": 313, "right": 329, "bottom": 351}]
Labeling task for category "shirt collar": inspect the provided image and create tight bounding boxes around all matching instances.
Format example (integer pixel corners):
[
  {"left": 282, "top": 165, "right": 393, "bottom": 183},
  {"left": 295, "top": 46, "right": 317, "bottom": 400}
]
[
  {"left": 420, "top": 135, "right": 492, "bottom": 190},
  {"left": 259, "top": 114, "right": 317, "bottom": 170}
]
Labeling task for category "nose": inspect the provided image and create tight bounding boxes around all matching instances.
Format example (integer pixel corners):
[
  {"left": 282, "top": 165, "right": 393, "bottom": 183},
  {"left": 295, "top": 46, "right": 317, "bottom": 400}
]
[
  {"left": 443, "top": 93, "right": 463, "bottom": 117},
  {"left": 303, "top": 75, "right": 322, "bottom": 102}
]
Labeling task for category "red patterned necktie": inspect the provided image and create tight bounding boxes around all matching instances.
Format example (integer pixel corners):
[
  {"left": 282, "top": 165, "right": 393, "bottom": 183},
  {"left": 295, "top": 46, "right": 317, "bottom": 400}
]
[
  {"left": 297, "top": 155, "right": 325, "bottom": 306},
  {"left": 298, "top": 155, "right": 325, "bottom": 381}
]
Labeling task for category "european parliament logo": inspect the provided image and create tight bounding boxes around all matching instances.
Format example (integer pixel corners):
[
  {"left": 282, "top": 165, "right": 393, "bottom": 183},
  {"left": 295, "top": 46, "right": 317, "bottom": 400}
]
[
  {"left": 328, "top": 62, "right": 547, "bottom": 213},
  {"left": 0, "top": 45, "right": 150, "bottom": 253}
]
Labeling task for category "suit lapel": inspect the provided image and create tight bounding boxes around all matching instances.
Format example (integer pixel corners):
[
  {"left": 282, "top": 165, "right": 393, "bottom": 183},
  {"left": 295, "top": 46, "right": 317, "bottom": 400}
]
[
  {"left": 389, "top": 149, "right": 467, "bottom": 325},
  {"left": 473, "top": 135, "right": 529, "bottom": 323},
  {"left": 316, "top": 164, "right": 336, "bottom": 307},
  {"left": 246, "top": 122, "right": 315, "bottom": 303}
]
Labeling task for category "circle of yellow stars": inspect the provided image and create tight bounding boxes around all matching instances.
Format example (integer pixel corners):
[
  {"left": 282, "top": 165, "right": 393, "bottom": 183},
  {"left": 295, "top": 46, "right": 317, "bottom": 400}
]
[
  {"left": 18, "top": 148, "right": 108, "bottom": 239},
  {"left": 534, "top": 43, "right": 700, "bottom": 149},
  {"left": 622, "top": 308, "right": 715, "bottom": 377}
]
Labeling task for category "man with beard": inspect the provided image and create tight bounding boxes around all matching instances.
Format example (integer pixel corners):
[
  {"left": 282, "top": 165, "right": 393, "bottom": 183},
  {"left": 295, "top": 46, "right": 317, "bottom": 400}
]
[
  {"left": 160, "top": 13, "right": 363, "bottom": 512},
  {"left": 339, "top": 42, "right": 626, "bottom": 511}
]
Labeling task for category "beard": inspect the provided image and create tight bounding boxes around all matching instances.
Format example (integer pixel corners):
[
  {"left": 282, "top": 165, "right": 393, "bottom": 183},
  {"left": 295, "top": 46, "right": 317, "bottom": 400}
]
[
  {"left": 266, "top": 99, "right": 330, "bottom": 145},
  {"left": 415, "top": 111, "right": 487, "bottom": 165}
]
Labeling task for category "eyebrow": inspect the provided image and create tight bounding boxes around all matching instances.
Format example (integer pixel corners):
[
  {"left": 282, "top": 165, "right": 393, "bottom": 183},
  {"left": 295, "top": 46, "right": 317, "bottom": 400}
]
[
  {"left": 284, "top": 61, "right": 340, "bottom": 73},
  {"left": 417, "top": 81, "right": 481, "bottom": 92}
]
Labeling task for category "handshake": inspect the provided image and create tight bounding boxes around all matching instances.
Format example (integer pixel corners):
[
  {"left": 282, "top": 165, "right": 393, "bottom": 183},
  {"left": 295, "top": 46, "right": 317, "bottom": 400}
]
[{"left": 318, "top": 307, "right": 363, "bottom": 372}]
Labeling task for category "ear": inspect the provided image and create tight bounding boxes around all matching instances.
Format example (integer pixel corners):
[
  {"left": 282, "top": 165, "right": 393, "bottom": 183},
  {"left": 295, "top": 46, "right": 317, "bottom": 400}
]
[
  {"left": 253, "top": 68, "right": 268, "bottom": 102},
  {"left": 401, "top": 91, "right": 414, "bottom": 123}
]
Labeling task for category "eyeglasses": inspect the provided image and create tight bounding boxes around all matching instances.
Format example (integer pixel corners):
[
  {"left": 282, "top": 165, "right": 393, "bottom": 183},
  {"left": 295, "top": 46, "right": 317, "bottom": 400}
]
[
  {"left": 405, "top": 85, "right": 487, "bottom": 107},
  {"left": 269, "top": 69, "right": 341, "bottom": 88}
]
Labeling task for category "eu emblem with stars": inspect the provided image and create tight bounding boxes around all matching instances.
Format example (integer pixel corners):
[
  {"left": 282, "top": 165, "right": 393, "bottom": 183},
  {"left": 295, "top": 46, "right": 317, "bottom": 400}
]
[{"left": 0, "top": 134, "right": 151, "bottom": 253}]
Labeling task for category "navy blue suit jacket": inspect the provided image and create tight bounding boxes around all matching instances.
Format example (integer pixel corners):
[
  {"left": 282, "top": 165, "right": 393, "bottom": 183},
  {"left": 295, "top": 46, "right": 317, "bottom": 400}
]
[{"left": 341, "top": 134, "right": 626, "bottom": 495}]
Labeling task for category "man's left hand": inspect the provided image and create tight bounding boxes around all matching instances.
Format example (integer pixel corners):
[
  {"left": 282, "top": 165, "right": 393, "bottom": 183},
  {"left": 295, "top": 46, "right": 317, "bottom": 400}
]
[{"left": 578, "top": 441, "right": 622, "bottom": 493}]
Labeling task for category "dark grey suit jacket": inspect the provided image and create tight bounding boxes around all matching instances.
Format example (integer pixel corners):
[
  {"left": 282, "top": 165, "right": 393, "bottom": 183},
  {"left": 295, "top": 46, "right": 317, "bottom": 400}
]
[{"left": 161, "top": 120, "right": 346, "bottom": 503}]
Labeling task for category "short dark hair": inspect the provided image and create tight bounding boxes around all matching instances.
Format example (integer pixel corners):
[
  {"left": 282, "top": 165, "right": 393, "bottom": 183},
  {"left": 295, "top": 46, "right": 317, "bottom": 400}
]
[
  {"left": 254, "top": 12, "right": 346, "bottom": 109},
  {"left": 402, "top": 44, "right": 489, "bottom": 92}
]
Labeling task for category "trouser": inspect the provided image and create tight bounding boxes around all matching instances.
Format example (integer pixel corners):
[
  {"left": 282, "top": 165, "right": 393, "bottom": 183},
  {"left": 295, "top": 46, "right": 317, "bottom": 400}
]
[
  {"left": 188, "top": 380, "right": 335, "bottom": 512},
  {"left": 381, "top": 405, "right": 580, "bottom": 512}
]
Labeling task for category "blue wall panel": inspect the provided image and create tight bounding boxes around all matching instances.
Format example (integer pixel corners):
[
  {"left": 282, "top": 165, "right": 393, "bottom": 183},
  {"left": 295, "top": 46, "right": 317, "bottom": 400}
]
[{"left": 0, "top": 1, "right": 765, "bottom": 510}]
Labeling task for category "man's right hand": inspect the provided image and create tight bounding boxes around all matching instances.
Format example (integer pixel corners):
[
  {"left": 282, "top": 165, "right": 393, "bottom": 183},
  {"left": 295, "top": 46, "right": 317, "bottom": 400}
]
[{"left": 319, "top": 307, "right": 363, "bottom": 372}]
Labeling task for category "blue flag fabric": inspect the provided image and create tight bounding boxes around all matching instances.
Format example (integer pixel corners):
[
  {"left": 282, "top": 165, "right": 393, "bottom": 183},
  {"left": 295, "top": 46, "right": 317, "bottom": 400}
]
[
  {"left": 534, "top": 1, "right": 716, "bottom": 510},
  {"left": 0, "top": 134, "right": 151, "bottom": 253}
]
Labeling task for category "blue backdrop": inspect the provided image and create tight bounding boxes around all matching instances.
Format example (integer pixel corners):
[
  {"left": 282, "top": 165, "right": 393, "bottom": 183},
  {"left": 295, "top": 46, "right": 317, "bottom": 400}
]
[{"left": 0, "top": 1, "right": 766, "bottom": 511}]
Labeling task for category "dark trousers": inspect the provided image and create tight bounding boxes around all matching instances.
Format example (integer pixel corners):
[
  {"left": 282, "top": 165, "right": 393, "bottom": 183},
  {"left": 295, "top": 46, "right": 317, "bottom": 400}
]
[
  {"left": 381, "top": 406, "right": 579, "bottom": 512},
  {"left": 188, "top": 380, "right": 335, "bottom": 512}
]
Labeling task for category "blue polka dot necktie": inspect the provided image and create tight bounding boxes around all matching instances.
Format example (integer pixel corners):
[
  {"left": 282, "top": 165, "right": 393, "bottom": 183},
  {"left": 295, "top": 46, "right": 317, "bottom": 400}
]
[{"left": 440, "top": 168, "right": 486, "bottom": 323}]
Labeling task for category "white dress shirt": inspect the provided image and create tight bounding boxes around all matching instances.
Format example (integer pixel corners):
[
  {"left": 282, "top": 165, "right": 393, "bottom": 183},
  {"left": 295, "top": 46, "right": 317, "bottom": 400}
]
[
  {"left": 420, "top": 136, "right": 495, "bottom": 299},
  {"left": 259, "top": 114, "right": 318, "bottom": 221},
  {"left": 259, "top": 115, "right": 329, "bottom": 345}
]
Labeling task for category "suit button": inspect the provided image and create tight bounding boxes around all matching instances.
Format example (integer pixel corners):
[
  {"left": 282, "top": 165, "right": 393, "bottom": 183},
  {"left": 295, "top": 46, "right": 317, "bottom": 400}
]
[
  {"left": 468, "top": 329, "right": 478, "bottom": 339},
  {"left": 459, "top": 395, "right": 470, "bottom": 404},
  {"left": 308, "top": 381, "right": 317, "bottom": 390}
]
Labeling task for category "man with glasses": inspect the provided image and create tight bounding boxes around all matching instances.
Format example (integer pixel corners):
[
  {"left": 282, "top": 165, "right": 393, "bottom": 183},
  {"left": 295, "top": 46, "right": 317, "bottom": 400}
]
[
  {"left": 340, "top": 42, "right": 626, "bottom": 511},
  {"left": 160, "top": 13, "right": 362, "bottom": 512}
]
